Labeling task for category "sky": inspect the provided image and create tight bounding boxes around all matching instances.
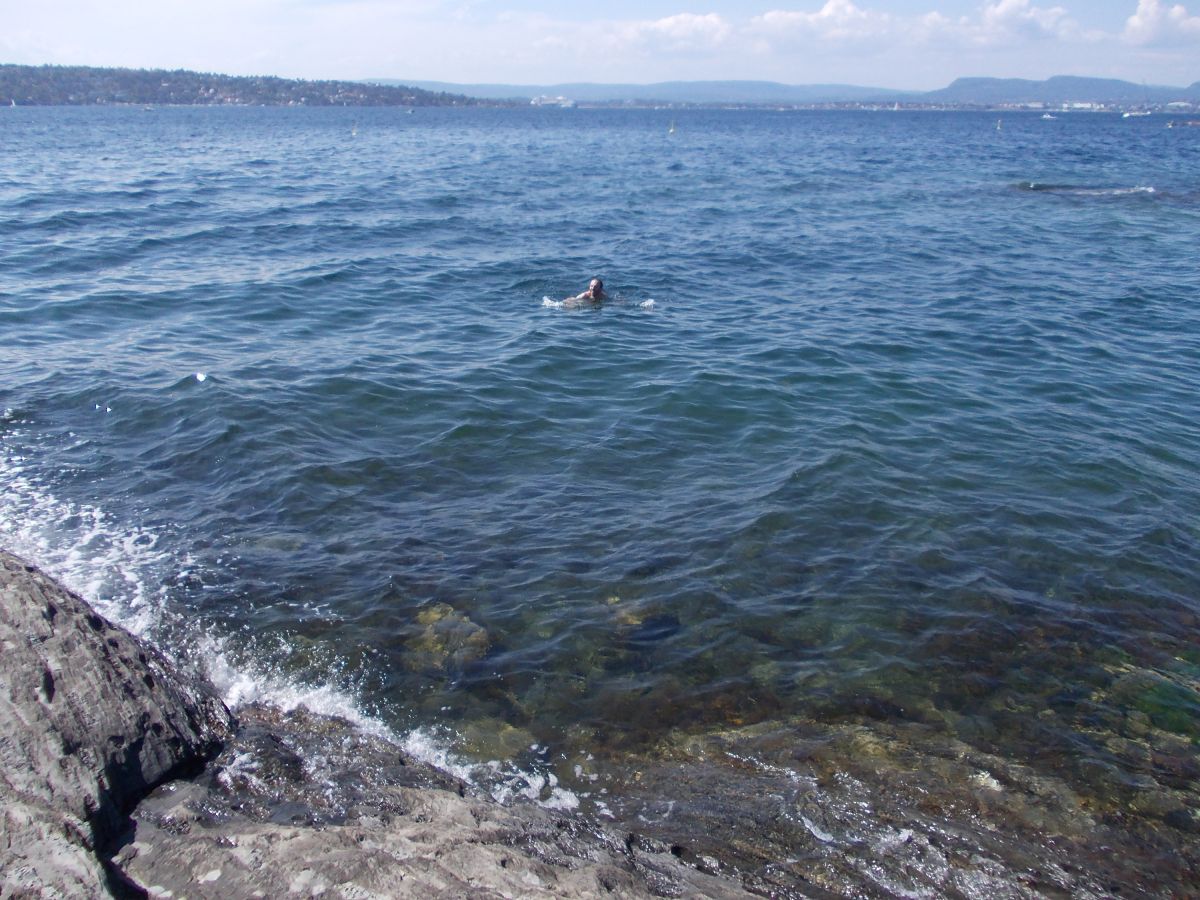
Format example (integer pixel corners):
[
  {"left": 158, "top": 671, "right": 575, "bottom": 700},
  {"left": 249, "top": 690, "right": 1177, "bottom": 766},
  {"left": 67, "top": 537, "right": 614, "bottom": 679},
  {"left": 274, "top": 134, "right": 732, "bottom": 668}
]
[{"left": 2, "top": 0, "right": 1198, "bottom": 90}]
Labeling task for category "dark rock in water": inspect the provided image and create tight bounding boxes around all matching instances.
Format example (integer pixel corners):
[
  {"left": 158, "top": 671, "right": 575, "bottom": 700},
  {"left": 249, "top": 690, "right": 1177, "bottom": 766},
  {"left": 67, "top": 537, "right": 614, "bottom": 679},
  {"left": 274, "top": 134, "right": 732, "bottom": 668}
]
[
  {"left": 626, "top": 613, "right": 683, "bottom": 648},
  {"left": 0, "top": 550, "right": 234, "bottom": 898}
]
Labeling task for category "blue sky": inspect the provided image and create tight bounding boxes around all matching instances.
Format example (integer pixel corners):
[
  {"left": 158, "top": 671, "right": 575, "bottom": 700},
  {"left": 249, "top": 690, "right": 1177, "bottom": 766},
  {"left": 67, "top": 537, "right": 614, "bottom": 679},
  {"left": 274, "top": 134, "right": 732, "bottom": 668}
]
[{"left": 3, "top": 1, "right": 1198, "bottom": 89}]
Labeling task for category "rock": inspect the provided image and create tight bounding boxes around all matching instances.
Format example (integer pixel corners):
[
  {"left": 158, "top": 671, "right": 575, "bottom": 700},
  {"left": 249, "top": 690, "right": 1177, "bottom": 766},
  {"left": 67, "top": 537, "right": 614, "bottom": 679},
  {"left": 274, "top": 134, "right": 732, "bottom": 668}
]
[
  {"left": 0, "top": 550, "right": 753, "bottom": 898},
  {"left": 0, "top": 550, "right": 234, "bottom": 898},
  {"left": 403, "top": 602, "right": 490, "bottom": 672},
  {"left": 113, "top": 704, "right": 755, "bottom": 899}
]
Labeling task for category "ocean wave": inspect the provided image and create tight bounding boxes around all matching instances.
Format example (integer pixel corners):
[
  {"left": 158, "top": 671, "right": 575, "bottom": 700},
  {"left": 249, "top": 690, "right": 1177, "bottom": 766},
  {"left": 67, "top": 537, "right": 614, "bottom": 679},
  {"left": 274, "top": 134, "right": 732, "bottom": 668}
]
[
  {"left": 0, "top": 427, "right": 584, "bottom": 813},
  {"left": 1015, "top": 181, "right": 1157, "bottom": 197}
]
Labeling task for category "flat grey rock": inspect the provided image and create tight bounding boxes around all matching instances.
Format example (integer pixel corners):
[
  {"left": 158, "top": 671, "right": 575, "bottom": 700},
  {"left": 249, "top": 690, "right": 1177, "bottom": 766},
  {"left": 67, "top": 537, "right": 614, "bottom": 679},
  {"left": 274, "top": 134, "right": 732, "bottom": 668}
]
[{"left": 114, "top": 704, "right": 754, "bottom": 899}]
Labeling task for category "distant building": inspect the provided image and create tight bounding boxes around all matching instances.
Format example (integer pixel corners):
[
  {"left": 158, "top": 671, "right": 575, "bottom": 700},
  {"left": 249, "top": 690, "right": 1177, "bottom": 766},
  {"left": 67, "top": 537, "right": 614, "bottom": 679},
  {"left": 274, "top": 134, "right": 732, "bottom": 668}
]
[{"left": 531, "top": 95, "right": 576, "bottom": 108}]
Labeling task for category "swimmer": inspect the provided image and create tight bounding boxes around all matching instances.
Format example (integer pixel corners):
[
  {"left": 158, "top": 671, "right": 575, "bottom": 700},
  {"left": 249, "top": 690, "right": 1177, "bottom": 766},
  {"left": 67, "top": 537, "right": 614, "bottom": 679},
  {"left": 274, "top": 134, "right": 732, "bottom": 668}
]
[{"left": 565, "top": 278, "right": 607, "bottom": 305}]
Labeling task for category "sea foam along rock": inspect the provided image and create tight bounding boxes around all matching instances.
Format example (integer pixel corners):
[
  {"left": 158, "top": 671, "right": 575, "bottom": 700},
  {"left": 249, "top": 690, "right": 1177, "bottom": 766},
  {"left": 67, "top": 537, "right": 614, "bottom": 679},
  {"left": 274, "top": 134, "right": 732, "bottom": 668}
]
[
  {"left": 0, "top": 550, "right": 234, "bottom": 899},
  {"left": 1, "top": 550, "right": 754, "bottom": 899},
  {"left": 114, "top": 703, "right": 756, "bottom": 899}
]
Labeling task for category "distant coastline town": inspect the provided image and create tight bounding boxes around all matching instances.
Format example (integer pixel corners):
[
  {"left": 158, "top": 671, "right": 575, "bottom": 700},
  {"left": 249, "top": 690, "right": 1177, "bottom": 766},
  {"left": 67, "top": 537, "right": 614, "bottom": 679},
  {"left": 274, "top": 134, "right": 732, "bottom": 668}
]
[
  {"left": 2, "top": 63, "right": 1199, "bottom": 114},
  {"left": 0, "top": 64, "right": 495, "bottom": 108}
]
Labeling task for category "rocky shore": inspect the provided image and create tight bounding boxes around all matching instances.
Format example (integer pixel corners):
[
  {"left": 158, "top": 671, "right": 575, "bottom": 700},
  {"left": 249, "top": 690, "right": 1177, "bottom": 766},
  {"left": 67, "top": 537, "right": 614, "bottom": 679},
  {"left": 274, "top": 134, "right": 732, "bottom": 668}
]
[
  {"left": 6, "top": 548, "right": 1199, "bottom": 899},
  {"left": 0, "top": 550, "right": 750, "bottom": 899}
]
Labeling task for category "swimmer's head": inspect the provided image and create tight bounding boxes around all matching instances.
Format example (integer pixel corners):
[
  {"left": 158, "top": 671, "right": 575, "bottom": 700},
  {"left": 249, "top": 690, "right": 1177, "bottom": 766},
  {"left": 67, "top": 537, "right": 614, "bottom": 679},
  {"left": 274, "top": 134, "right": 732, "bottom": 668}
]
[{"left": 589, "top": 278, "right": 603, "bottom": 293}]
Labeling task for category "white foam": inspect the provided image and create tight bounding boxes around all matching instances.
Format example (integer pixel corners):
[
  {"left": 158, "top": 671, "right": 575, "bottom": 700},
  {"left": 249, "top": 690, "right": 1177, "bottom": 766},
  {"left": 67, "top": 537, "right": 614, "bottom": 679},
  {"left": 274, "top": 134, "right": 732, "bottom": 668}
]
[
  {"left": 0, "top": 432, "right": 401, "bottom": 754},
  {"left": 800, "top": 815, "right": 838, "bottom": 844},
  {"left": 0, "top": 445, "right": 173, "bottom": 636},
  {"left": 0, "top": 432, "right": 582, "bottom": 812},
  {"left": 401, "top": 728, "right": 582, "bottom": 811},
  {"left": 1069, "top": 185, "right": 1156, "bottom": 197},
  {"left": 639, "top": 299, "right": 656, "bottom": 309},
  {"left": 197, "top": 629, "right": 397, "bottom": 741},
  {"left": 541, "top": 296, "right": 564, "bottom": 308},
  {"left": 970, "top": 770, "right": 1003, "bottom": 792}
]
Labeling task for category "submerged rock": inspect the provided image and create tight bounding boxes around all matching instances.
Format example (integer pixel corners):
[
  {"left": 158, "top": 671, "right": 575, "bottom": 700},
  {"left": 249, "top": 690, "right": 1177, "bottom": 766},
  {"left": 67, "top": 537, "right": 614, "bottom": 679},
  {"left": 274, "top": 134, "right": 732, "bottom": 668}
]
[
  {"left": 0, "top": 550, "right": 233, "bottom": 898},
  {"left": 403, "top": 601, "right": 490, "bottom": 671}
]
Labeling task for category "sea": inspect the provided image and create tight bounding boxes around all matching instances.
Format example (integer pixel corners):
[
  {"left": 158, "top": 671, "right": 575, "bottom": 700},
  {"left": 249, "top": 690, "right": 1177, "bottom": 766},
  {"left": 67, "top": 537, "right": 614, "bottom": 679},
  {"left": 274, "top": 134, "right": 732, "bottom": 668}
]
[{"left": 2, "top": 105, "right": 1198, "bottom": 896}]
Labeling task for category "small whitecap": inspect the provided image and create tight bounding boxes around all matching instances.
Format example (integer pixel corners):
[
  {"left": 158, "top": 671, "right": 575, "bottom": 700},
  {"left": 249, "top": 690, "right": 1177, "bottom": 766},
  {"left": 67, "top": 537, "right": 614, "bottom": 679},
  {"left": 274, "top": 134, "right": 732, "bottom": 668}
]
[
  {"left": 542, "top": 297, "right": 564, "bottom": 308},
  {"left": 639, "top": 299, "right": 656, "bottom": 309},
  {"left": 195, "top": 372, "right": 207, "bottom": 382}
]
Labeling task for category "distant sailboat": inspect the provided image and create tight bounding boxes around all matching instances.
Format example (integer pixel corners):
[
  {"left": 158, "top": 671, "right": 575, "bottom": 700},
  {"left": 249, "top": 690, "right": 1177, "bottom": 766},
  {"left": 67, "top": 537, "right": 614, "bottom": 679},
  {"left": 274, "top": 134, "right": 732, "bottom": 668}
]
[
  {"left": 996, "top": 118, "right": 1002, "bottom": 131},
  {"left": 668, "top": 120, "right": 676, "bottom": 134}
]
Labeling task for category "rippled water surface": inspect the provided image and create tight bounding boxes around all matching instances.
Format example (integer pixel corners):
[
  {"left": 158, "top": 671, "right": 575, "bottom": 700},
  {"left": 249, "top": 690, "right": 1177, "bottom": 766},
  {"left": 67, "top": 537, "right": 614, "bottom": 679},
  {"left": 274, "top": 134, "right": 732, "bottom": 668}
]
[{"left": 2, "top": 106, "right": 1199, "bottom": 894}]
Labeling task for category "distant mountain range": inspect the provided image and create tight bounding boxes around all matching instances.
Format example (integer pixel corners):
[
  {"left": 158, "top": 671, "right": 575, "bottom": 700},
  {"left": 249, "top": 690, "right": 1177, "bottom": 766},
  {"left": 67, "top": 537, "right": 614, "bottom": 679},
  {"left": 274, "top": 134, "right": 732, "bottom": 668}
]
[
  {"left": 2, "top": 64, "right": 1197, "bottom": 108},
  {"left": 378, "top": 79, "right": 908, "bottom": 105},
  {"left": 382, "top": 76, "right": 1200, "bottom": 107},
  {"left": 924, "top": 76, "right": 1200, "bottom": 106}
]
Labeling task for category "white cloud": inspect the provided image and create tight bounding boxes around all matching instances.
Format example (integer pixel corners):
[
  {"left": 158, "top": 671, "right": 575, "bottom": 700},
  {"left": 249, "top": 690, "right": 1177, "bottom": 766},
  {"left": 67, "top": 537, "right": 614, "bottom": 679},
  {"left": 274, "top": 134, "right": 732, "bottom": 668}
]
[
  {"left": 745, "top": 0, "right": 1083, "bottom": 52},
  {"left": 1123, "top": 0, "right": 1200, "bottom": 45},
  {"left": 987, "top": 0, "right": 1071, "bottom": 37},
  {"left": 911, "top": 0, "right": 1079, "bottom": 46},
  {"left": 621, "top": 13, "right": 733, "bottom": 53},
  {"left": 619, "top": 12, "right": 729, "bottom": 57},
  {"left": 749, "top": 1, "right": 895, "bottom": 44},
  {"left": 487, "top": 11, "right": 729, "bottom": 67}
]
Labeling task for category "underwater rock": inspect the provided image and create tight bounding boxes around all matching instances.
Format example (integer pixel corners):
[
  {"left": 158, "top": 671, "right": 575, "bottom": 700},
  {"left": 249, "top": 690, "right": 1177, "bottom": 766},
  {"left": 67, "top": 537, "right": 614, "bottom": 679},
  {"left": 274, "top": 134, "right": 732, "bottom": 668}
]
[
  {"left": 624, "top": 613, "right": 683, "bottom": 648},
  {"left": 403, "top": 601, "right": 490, "bottom": 671},
  {"left": 459, "top": 716, "right": 540, "bottom": 760},
  {"left": 0, "top": 550, "right": 233, "bottom": 898}
]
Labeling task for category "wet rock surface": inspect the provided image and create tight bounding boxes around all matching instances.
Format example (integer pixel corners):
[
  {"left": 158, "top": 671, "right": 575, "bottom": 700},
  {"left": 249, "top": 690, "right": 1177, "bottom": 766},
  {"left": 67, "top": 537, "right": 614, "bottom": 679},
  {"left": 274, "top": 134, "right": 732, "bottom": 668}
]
[
  {"left": 0, "top": 550, "right": 233, "bottom": 898},
  {"left": 0, "top": 551, "right": 750, "bottom": 898},
  {"left": 113, "top": 704, "right": 752, "bottom": 898},
  {"left": 591, "top": 716, "right": 1200, "bottom": 898},
  {"left": 8, "top": 546, "right": 1197, "bottom": 899}
]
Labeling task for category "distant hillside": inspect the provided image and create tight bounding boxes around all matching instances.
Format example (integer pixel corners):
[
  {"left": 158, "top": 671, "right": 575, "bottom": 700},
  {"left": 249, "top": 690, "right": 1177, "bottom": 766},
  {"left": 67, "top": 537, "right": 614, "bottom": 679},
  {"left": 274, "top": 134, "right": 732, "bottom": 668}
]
[
  {"left": 376, "top": 79, "right": 906, "bottom": 105},
  {"left": 925, "top": 75, "right": 1199, "bottom": 105},
  {"left": 380, "top": 75, "right": 1200, "bottom": 107},
  {"left": 4, "top": 65, "right": 1197, "bottom": 108},
  {"left": 0, "top": 64, "right": 501, "bottom": 107}
]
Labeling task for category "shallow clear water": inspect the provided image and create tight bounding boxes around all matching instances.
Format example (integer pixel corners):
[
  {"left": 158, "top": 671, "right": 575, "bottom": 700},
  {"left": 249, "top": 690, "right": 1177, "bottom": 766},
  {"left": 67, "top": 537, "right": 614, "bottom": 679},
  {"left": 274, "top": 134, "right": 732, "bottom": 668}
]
[{"left": 2, "top": 105, "right": 1199, "bottom": 893}]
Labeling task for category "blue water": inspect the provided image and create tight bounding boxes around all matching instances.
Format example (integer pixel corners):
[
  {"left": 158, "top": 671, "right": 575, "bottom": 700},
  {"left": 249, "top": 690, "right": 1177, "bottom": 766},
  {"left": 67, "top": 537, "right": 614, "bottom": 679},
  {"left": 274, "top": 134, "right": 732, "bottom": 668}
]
[{"left": 3, "top": 106, "right": 1199, "bottom": 892}]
